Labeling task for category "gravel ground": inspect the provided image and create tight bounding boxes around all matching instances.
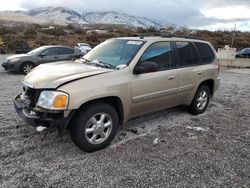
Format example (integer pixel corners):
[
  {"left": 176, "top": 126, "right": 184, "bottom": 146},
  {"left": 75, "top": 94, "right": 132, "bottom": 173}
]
[{"left": 0, "top": 55, "right": 249, "bottom": 187}]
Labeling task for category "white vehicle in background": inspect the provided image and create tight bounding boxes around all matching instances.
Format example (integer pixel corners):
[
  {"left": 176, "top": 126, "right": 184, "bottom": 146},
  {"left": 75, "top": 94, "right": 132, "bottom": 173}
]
[{"left": 75, "top": 43, "right": 92, "bottom": 55}]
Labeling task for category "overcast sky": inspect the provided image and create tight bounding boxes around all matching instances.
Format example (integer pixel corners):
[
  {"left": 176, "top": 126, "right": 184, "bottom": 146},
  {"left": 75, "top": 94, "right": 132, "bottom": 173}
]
[{"left": 0, "top": 0, "right": 250, "bottom": 31}]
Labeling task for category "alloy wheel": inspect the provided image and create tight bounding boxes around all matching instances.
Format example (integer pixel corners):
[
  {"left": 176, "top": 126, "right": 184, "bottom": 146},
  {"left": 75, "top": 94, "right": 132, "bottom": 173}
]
[
  {"left": 85, "top": 113, "right": 113, "bottom": 145},
  {"left": 196, "top": 90, "right": 208, "bottom": 110}
]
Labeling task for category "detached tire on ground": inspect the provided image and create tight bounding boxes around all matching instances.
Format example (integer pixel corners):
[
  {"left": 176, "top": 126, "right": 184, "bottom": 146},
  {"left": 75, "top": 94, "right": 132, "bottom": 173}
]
[
  {"left": 21, "top": 62, "right": 35, "bottom": 75},
  {"left": 188, "top": 85, "right": 210, "bottom": 115},
  {"left": 70, "top": 102, "right": 119, "bottom": 152}
]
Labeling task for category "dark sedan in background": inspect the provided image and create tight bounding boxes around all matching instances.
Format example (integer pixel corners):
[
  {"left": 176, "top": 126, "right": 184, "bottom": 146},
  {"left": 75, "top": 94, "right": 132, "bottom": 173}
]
[
  {"left": 235, "top": 48, "right": 250, "bottom": 58},
  {"left": 1, "top": 45, "right": 81, "bottom": 74}
]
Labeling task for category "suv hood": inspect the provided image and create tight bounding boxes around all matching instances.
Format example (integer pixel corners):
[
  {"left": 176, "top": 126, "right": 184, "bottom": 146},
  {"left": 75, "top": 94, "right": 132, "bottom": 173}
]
[{"left": 23, "top": 61, "right": 112, "bottom": 89}]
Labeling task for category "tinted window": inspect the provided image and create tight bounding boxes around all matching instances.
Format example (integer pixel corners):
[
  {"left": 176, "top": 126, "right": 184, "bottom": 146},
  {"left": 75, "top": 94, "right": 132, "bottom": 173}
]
[
  {"left": 140, "top": 42, "right": 172, "bottom": 71},
  {"left": 240, "top": 48, "right": 249, "bottom": 53},
  {"left": 190, "top": 43, "right": 200, "bottom": 64},
  {"left": 40, "top": 48, "right": 59, "bottom": 56},
  {"left": 176, "top": 42, "right": 192, "bottom": 66},
  {"left": 241, "top": 48, "right": 250, "bottom": 54},
  {"left": 59, "top": 47, "right": 74, "bottom": 55},
  {"left": 195, "top": 42, "right": 214, "bottom": 63}
]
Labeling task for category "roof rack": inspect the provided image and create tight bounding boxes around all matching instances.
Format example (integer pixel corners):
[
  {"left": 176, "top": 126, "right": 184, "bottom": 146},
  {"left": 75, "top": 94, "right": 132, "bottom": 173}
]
[
  {"left": 163, "top": 35, "right": 197, "bottom": 39},
  {"left": 138, "top": 33, "right": 198, "bottom": 39}
]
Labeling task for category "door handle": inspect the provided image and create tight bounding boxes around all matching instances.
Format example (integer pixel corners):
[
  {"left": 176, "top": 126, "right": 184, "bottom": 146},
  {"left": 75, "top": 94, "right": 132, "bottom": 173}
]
[
  {"left": 54, "top": 56, "right": 58, "bottom": 59},
  {"left": 168, "top": 75, "right": 175, "bottom": 80}
]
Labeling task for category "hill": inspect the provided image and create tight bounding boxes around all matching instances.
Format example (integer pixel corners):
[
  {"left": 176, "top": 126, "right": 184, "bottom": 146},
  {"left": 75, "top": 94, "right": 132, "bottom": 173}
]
[{"left": 0, "top": 6, "right": 165, "bottom": 28}]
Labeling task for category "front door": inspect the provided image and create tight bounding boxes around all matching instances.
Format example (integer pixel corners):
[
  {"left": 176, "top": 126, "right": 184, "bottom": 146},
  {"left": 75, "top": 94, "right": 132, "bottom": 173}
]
[
  {"left": 130, "top": 41, "right": 178, "bottom": 117},
  {"left": 37, "top": 47, "right": 60, "bottom": 64}
]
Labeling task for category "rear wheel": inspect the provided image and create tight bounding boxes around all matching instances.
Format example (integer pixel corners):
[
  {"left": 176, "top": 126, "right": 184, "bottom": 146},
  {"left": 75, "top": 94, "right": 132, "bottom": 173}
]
[
  {"left": 70, "top": 103, "right": 119, "bottom": 152},
  {"left": 21, "top": 62, "right": 35, "bottom": 75},
  {"left": 188, "top": 85, "right": 210, "bottom": 115}
]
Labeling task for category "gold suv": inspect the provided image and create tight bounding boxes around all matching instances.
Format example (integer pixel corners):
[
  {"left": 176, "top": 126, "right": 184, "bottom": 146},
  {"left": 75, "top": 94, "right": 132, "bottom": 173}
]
[{"left": 14, "top": 37, "right": 220, "bottom": 152}]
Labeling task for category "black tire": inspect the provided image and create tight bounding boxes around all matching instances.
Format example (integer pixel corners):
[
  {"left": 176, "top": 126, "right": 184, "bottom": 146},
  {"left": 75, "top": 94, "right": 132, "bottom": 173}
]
[
  {"left": 188, "top": 85, "right": 210, "bottom": 115},
  {"left": 70, "top": 102, "right": 119, "bottom": 152},
  {"left": 21, "top": 62, "right": 35, "bottom": 75}
]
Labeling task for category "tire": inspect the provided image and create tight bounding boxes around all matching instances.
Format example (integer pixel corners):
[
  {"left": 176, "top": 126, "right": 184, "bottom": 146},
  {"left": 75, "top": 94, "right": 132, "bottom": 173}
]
[
  {"left": 188, "top": 85, "right": 210, "bottom": 115},
  {"left": 21, "top": 62, "right": 35, "bottom": 75},
  {"left": 70, "top": 102, "right": 119, "bottom": 152}
]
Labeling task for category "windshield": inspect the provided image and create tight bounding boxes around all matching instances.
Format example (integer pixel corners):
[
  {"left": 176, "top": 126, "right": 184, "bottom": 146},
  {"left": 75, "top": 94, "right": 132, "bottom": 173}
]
[
  {"left": 83, "top": 39, "right": 145, "bottom": 67},
  {"left": 27, "top": 46, "right": 47, "bottom": 55}
]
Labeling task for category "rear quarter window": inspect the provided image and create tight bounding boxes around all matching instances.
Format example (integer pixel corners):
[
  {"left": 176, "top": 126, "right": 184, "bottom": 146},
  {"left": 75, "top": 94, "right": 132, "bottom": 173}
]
[{"left": 194, "top": 42, "right": 215, "bottom": 63}]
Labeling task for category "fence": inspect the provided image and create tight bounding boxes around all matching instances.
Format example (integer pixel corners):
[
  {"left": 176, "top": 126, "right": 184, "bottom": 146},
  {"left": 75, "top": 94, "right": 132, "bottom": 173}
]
[{"left": 219, "top": 58, "right": 250, "bottom": 68}]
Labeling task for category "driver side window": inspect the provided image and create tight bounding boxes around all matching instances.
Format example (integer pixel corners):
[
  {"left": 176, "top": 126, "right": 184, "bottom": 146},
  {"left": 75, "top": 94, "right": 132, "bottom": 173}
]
[{"left": 140, "top": 42, "right": 173, "bottom": 71}]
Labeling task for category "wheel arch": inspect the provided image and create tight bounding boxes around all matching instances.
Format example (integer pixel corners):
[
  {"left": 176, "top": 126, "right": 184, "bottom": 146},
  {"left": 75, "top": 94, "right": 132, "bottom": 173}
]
[
  {"left": 74, "top": 96, "right": 124, "bottom": 125},
  {"left": 198, "top": 79, "right": 215, "bottom": 97},
  {"left": 20, "top": 61, "right": 36, "bottom": 72}
]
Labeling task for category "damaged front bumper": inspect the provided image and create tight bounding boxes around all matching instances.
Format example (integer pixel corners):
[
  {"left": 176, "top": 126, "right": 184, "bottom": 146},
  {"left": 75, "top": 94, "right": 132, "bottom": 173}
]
[{"left": 13, "top": 93, "right": 74, "bottom": 135}]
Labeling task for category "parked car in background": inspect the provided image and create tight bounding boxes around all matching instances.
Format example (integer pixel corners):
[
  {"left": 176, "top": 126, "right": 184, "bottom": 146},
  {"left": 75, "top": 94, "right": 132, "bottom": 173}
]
[
  {"left": 14, "top": 37, "right": 220, "bottom": 152},
  {"left": 15, "top": 44, "right": 31, "bottom": 54},
  {"left": 2, "top": 45, "right": 81, "bottom": 74},
  {"left": 235, "top": 48, "right": 250, "bottom": 58},
  {"left": 75, "top": 43, "right": 92, "bottom": 55}
]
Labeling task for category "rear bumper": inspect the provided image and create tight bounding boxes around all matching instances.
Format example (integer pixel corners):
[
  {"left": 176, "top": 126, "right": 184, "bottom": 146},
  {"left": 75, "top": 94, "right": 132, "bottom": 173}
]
[
  {"left": 214, "top": 76, "right": 220, "bottom": 95},
  {"left": 13, "top": 93, "right": 74, "bottom": 134}
]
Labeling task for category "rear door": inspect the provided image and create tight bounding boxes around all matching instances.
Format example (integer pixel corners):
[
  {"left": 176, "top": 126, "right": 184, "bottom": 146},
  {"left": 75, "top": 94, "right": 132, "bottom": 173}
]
[
  {"left": 174, "top": 41, "right": 215, "bottom": 105},
  {"left": 130, "top": 41, "right": 178, "bottom": 117},
  {"left": 58, "top": 47, "right": 74, "bottom": 61}
]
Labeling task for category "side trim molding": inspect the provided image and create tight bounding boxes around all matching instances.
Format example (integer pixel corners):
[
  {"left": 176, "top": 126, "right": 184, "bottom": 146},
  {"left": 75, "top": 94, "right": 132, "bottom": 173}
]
[
  {"left": 178, "top": 85, "right": 194, "bottom": 92},
  {"left": 132, "top": 88, "right": 178, "bottom": 103},
  {"left": 131, "top": 84, "right": 194, "bottom": 103}
]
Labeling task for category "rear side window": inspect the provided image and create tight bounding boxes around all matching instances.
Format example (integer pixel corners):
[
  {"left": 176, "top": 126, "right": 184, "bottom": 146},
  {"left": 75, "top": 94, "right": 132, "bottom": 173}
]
[
  {"left": 194, "top": 42, "right": 214, "bottom": 63},
  {"left": 140, "top": 42, "right": 173, "bottom": 71},
  {"left": 176, "top": 42, "right": 192, "bottom": 66},
  {"left": 59, "top": 47, "right": 74, "bottom": 55}
]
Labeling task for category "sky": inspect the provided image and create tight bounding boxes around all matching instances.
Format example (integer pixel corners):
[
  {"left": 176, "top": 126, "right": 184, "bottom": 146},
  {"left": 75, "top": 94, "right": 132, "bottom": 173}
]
[{"left": 0, "top": 0, "right": 250, "bottom": 31}]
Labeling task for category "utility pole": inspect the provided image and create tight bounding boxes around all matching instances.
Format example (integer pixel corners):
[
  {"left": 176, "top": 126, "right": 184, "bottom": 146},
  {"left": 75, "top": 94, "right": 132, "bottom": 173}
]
[{"left": 231, "top": 24, "right": 236, "bottom": 48}]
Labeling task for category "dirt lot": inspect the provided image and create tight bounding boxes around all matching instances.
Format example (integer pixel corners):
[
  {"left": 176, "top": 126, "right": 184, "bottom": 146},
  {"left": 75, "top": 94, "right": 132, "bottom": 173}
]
[{"left": 0, "top": 56, "right": 249, "bottom": 187}]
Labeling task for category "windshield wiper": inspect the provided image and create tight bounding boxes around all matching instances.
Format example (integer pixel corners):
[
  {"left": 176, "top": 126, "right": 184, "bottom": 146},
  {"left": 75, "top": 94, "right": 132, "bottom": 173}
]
[
  {"left": 100, "top": 61, "right": 116, "bottom": 69},
  {"left": 86, "top": 59, "right": 115, "bottom": 69},
  {"left": 81, "top": 57, "right": 90, "bottom": 63}
]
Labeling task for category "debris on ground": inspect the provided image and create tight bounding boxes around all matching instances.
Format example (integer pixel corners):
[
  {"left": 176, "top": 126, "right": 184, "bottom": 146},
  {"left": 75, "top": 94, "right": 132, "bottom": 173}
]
[{"left": 186, "top": 126, "right": 210, "bottom": 132}]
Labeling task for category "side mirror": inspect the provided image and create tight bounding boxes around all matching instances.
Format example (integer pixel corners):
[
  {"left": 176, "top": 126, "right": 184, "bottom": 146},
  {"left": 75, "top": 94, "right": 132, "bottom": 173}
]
[{"left": 134, "top": 61, "right": 158, "bottom": 74}]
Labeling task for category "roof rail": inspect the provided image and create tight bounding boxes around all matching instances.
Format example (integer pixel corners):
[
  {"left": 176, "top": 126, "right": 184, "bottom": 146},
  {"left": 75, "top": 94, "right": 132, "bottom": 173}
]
[{"left": 138, "top": 33, "right": 198, "bottom": 39}]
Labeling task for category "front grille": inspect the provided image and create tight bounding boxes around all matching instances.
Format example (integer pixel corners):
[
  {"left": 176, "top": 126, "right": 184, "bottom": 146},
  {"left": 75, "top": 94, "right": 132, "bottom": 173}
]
[{"left": 23, "top": 86, "right": 42, "bottom": 108}]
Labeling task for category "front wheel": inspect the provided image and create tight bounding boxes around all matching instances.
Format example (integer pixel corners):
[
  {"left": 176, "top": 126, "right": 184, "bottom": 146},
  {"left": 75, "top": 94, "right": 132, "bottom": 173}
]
[
  {"left": 188, "top": 85, "right": 210, "bottom": 115},
  {"left": 21, "top": 62, "right": 35, "bottom": 75},
  {"left": 70, "top": 103, "right": 119, "bottom": 152}
]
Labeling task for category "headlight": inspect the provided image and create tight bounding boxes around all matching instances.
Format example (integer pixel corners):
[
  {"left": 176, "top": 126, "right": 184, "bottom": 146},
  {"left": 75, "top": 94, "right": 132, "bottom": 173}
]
[{"left": 37, "top": 91, "right": 69, "bottom": 110}]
